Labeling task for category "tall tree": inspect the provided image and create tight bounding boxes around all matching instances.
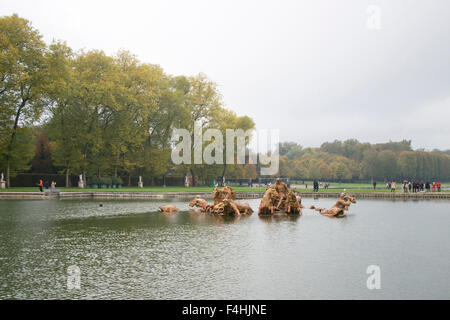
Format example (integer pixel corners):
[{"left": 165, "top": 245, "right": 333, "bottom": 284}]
[
  {"left": 377, "top": 150, "right": 398, "bottom": 181},
  {"left": 0, "top": 14, "right": 48, "bottom": 187},
  {"left": 398, "top": 151, "right": 418, "bottom": 179},
  {"left": 183, "top": 73, "right": 222, "bottom": 185},
  {"left": 46, "top": 41, "right": 84, "bottom": 187}
]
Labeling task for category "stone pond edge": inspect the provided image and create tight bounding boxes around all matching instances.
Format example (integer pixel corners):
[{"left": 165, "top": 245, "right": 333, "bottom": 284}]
[{"left": 0, "top": 191, "right": 449, "bottom": 200}]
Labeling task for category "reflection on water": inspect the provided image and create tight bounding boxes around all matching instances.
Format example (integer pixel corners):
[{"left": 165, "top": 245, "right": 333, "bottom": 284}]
[
  {"left": 0, "top": 198, "right": 449, "bottom": 299},
  {"left": 258, "top": 214, "right": 301, "bottom": 223}
]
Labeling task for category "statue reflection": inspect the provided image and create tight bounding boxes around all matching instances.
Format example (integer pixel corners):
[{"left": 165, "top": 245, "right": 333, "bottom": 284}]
[
  {"left": 259, "top": 213, "right": 300, "bottom": 223},
  {"left": 210, "top": 214, "right": 242, "bottom": 225},
  {"left": 187, "top": 209, "right": 245, "bottom": 225}
]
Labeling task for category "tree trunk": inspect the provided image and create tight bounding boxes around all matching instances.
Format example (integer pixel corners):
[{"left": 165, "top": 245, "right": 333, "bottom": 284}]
[
  {"left": 128, "top": 174, "right": 131, "bottom": 187},
  {"left": 114, "top": 154, "right": 119, "bottom": 177},
  {"left": 5, "top": 100, "right": 28, "bottom": 189},
  {"left": 190, "top": 168, "right": 196, "bottom": 186},
  {"left": 6, "top": 160, "right": 10, "bottom": 188},
  {"left": 222, "top": 164, "right": 227, "bottom": 185},
  {"left": 83, "top": 168, "right": 87, "bottom": 188},
  {"left": 66, "top": 168, "right": 70, "bottom": 188}
]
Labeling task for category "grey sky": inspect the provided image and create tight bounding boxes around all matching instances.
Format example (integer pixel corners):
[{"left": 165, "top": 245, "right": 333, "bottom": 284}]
[{"left": 2, "top": 0, "right": 449, "bottom": 150}]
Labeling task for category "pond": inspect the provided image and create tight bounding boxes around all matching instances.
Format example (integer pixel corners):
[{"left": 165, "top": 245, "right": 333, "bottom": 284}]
[{"left": 0, "top": 198, "right": 449, "bottom": 299}]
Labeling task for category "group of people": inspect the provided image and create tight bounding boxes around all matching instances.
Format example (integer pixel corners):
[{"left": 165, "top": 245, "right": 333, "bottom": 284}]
[
  {"left": 386, "top": 180, "right": 442, "bottom": 192},
  {"left": 310, "top": 180, "right": 329, "bottom": 191},
  {"left": 37, "top": 179, "right": 56, "bottom": 192}
]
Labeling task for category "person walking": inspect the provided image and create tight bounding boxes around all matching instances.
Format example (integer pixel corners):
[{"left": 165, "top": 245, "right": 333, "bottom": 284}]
[
  {"left": 313, "top": 180, "right": 319, "bottom": 192},
  {"left": 38, "top": 179, "right": 43, "bottom": 192},
  {"left": 425, "top": 181, "right": 430, "bottom": 192},
  {"left": 432, "top": 181, "right": 436, "bottom": 192},
  {"left": 408, "top": 181, "right": 412, "bottom": 192},
  {"left": 373, "top": 181, "right": 377, "bottom": 190},
  {"left": 391, "top": 180, "right": 396, "bottom": 192},
  {"left": 51, "top": 181, "right": 56, "bottom": 191},
  {"left": 437, "top": 181, "right": 441, "bottom": 192}
]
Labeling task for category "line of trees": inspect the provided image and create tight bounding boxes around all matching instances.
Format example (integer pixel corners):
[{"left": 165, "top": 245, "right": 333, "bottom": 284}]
[
  {"left": 278, "top": 140, "right": 450, "bottom": 182},
  {"left": 1, "top": 15, "right": 448, "bottom": 187},
  {"left": 0, "top": 14, "right": 255, "bottom": 187}
]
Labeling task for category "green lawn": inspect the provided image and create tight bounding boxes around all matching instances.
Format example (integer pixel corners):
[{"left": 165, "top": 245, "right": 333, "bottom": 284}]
[
  {"left": 0, "top": 186, "right": 410, "bottom": 193},
  {"left": 2, "top": 180, "right": 448, "bottom": 193},
  {"left": 288, "top": 181, "right": 377, "bottom": 188}
]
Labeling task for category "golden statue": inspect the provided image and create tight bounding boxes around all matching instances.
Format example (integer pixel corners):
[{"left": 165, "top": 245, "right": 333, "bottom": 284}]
[
  {"left": 258, "top": 187, "right": 279, "bottom": 215},
  {"left": 190, "top": 186, "right": 252, "bottom": 216},
  {"left": 189, "top": 197, "right": 210, "bottom": 211},
  {"left": 285, "top": 190, "right": 303, "bottom": 214},
  {"left": 158, "top": 205, "right": 179, "bottom": 213},
  {"left": 258, "top": 180, "right": 302, "bottom": 215},
  {"left": 310, "top": 193, "right": 356, "bottom": 218},
  {"left": 274, "top": 178, "right": 288, "bottom": 209}
]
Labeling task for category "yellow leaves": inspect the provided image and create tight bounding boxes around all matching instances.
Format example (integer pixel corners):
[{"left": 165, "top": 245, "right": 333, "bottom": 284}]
[
  {"left": 0, "top": 15, "right": 50, "bottom": 175},
  {"left": 0, "top": 14, "right": 261, "bottom": 181},
  {"left": 186, "top": 73, "right": 223, "bottom": 124}
]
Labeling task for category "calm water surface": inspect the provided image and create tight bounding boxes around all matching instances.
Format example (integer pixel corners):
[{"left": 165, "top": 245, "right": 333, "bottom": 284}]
[{"left": 0, "top": 198, "right": 449, "bottom": 299}]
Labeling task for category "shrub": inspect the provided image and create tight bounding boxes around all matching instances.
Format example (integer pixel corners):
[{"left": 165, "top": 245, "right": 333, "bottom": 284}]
[
  {"left": 111, "top": 176, "right": 123, "bottom": 185},
  {"left": 89, "top": 176, "right": 100, "bottom": 186},
  {"left": 100, "top": 176, "right": 112, "bottom": 186}
]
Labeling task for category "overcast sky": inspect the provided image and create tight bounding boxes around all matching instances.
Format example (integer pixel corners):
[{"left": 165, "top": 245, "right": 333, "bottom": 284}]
[{"left": 2, "top": 0, "right": 449, "bottom": 150}]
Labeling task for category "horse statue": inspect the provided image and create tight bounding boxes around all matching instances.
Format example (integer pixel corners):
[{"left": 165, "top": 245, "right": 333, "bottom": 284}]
[
  {"left": 310, "top": 193, "right": 355, "bottom": 218},
  {"left": 159, "top": 205, "right": 179, "bottom": 213},
  {"left": 189, "top": 186, "right": 253, "bottom": 216},
  {"left": 209, "top": 198, "right": 253, "bottom": 216},
  {"left": 189, "top": 197, "right": 210, "bottom": 212}
]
